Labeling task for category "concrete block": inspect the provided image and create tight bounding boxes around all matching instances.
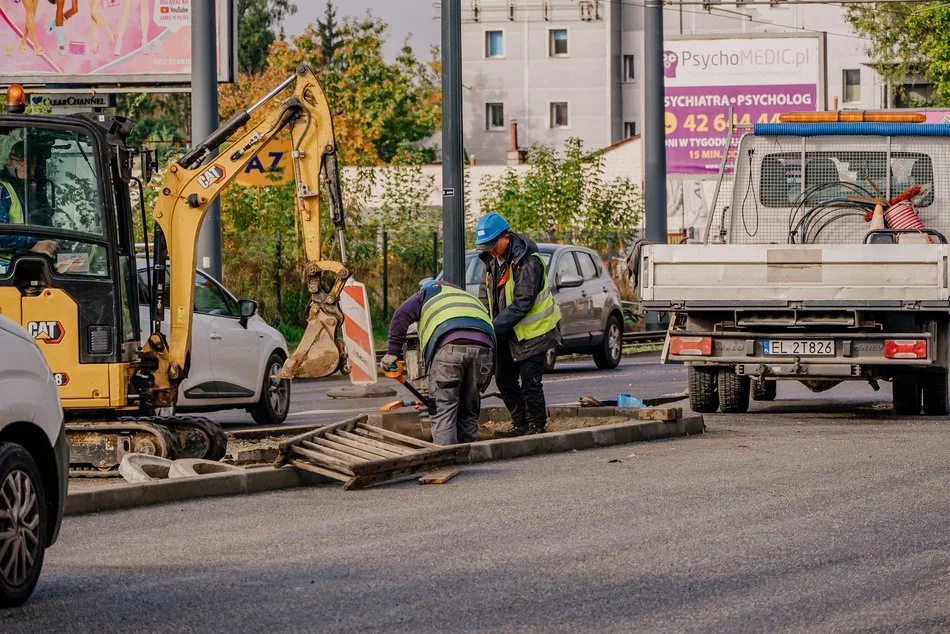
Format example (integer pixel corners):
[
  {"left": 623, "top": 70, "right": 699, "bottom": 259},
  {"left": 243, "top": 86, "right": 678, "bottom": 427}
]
[
  {"left": 548, "top": 406, "right": 579, "bottom": 417},
  {"left": 578, "top": 406, "right": 620, "bottom": 418},
  {"left": 169, "top": 459, "right": 244, "bottom": 479},
  {"left": 228, "top": 448, "right": 279, "bottom": 465}
]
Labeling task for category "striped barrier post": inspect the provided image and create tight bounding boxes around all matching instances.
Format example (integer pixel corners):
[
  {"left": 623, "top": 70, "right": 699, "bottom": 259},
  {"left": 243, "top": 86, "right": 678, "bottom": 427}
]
[{"left": 340, "top": 280, "right": 378, "bottom": 386}]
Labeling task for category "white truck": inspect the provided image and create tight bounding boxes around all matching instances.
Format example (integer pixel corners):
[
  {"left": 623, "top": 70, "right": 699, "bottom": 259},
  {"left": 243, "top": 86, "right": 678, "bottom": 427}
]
[{"left": 639, "top": 120, "right": 950, "bottom": 416}]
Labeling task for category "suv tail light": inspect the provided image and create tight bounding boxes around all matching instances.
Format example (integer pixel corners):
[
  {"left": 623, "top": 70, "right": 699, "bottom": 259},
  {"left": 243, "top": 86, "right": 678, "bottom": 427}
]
[
  {"left": 670, "top": 336, "right": 712, "bottom": 356},
  {"left": 884, "top": 339, "right": 927, "bottom": 359}
]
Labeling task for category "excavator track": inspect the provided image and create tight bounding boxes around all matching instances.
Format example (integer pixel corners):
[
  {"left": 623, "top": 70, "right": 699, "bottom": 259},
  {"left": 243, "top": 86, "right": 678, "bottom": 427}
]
[{"left": 66, "top": 416, "right": 228, "bottom": 477}]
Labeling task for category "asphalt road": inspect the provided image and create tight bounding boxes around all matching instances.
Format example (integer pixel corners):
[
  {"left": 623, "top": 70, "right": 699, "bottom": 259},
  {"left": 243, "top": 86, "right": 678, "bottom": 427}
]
[
  {"left": 205, "top": 352, "right": 687, "bottom": 428},
  {"left": 7, "top": 381, "right": 950, "bottom": 632}
]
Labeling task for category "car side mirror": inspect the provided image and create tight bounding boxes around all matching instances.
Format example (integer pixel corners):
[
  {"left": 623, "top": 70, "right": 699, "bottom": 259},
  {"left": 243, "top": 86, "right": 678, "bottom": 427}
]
[
  {"left": 557, "top": 274, "right": 584, "bottom": 289},
  {"left": 238, "top": 299, "right": 257, "bottom": 327}
]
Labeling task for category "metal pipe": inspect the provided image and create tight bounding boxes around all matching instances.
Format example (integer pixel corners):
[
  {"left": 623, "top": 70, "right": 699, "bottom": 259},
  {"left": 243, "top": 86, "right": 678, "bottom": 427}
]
[
  {"left": 644, "top": 0, "right": 667, "bottom": 330},
  {"left": 248, "top": 74, "right": 297, "bottom": 115}
]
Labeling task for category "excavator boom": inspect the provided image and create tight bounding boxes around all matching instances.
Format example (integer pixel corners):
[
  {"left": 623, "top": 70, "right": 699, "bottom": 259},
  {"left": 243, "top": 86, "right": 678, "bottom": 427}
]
[{"left": 142, "top": 63, "right": 350, "bottom": 409}]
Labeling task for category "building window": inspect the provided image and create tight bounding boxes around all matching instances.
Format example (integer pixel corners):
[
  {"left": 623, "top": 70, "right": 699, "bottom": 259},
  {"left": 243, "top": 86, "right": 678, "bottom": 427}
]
[
  {"left": 549, "top": 29, "right": 568, "bottom": 57},
  {"left": 843, "top": 69, "right": 861, "bottom": 103},
  {"left": 485, "top": 30, "right": 504, "bottom": 58},
  {"left": 623, "top": 54, "right": 635, "bottom": 81},
  {"left": 486, "top": 103, "right": 505, "bottom": 130},
  {"left": 550, "top": 102, "right": 569, "bottom": 129},
  {"left": 624, "top": 121, "right": 637, "bottom": 138}
]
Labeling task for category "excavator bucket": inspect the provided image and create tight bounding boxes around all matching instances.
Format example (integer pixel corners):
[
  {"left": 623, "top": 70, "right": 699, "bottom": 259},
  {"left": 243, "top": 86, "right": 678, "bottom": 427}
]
[{"left": 279, "top": 262, "right": 351, "bottom": 380}]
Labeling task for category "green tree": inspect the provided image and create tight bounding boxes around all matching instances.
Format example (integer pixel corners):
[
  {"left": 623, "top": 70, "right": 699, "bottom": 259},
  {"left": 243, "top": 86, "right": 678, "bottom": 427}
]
[
  {"left": 480, "top": 138, "right": 644, "bottom": 237},
  {"left": 845, "top": 2, "right": 950, "bottom": 105},
  {"left": 316, "top": 0, "right": 342, "bottom": 68},
  {"left": 238, "top": 0, "right": 297, "bottom": 74}
]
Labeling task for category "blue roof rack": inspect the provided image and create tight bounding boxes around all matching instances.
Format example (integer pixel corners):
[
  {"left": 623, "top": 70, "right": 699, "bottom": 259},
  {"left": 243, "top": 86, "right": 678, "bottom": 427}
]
[{"left": 753, "top": 122, "right": 950, "bottom": 137}]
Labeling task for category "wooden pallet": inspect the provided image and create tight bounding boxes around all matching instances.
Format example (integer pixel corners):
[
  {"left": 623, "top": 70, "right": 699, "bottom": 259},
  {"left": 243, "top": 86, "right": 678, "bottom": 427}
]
[{"left": 274, "top": 415, "right": 469, "bottom": 490}]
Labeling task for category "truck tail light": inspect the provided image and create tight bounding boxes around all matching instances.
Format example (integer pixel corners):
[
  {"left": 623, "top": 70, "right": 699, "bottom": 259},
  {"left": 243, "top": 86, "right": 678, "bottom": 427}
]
[
  {"left": 884, "top": 339, "right": 927, "bottom": 359},
  {"left": 670, "top": 336, "right": 712, "bottom": 356}
]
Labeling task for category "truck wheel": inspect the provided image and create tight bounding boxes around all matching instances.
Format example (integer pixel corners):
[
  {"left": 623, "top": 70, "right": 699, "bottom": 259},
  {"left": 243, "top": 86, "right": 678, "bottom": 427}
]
[
  {"left": 718, "top": 368, "right": 750, "bottom": 413},
  {"left": 688, "top": 366, "right": 719, "bottom": 413},
  {"left": 0, "top": 444, "right": 48, "bottom": 608},
  {"left": 892, "top": 375, "right": 921, "bottom": 416},
  {"left": 921, "top": 370, "right": 949, "bottom": 416},
  {"left": 752, "top": 379, "right": 777, "bottom": 401}
]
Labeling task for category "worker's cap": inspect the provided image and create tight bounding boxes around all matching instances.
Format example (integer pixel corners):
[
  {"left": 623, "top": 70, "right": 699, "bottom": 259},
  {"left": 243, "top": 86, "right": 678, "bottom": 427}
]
[{"left": 475, "top": 212, "right": 510, "bottom": 251}]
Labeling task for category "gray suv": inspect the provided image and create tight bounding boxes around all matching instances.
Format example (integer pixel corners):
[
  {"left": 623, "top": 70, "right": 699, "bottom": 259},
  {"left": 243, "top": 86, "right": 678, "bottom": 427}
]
[{"left": 459, "top": 244, "right": 625, "bottom": 370}]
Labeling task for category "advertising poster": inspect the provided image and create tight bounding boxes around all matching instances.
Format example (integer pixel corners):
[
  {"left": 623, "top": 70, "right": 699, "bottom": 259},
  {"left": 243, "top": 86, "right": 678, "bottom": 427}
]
[
  {"left": 0, "top": 0, "right": 234, "bottom": 85},
  {"left": 664, "top": 36, "right": 822, "bottom": 175}
]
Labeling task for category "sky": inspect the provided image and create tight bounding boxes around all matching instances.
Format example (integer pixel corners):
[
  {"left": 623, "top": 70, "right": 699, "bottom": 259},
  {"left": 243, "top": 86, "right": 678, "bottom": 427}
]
[{"left": 284, "top": 0, "right": 442, "bottom": 61}]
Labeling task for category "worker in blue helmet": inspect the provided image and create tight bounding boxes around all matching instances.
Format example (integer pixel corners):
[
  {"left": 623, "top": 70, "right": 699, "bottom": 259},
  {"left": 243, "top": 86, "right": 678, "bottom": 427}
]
[{"left": 475, "top": 212, "right": 561, "bottom": 437}]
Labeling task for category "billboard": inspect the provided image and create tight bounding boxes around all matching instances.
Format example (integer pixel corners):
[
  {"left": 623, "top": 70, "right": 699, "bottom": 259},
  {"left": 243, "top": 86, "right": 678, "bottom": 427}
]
[
  {"left": 664, "top": 35, "right": 824, "bottom": 175},
  {"left": 0, "top": 0, "right": 235, "bottom": 86}
]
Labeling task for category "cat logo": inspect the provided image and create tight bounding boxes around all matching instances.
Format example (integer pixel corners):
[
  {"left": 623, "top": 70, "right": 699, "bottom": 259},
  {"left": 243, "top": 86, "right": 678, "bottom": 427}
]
[
  {"left": 53, "top": 373, "right": 70, "bottom": 387},
  {"left": 27, "top": 321, "right": 65, "bottom": 344},
  {"left": 197, "top": 164, "right": 226, "bottom": 189}
]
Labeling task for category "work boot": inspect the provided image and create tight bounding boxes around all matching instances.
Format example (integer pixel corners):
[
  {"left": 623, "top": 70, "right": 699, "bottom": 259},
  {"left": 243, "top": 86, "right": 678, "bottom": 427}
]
[
  {"left": 527, "top": 425, "right": 547, "bottom": 435},
  {"left": 493, "top": 425, "right": 529, "bottom": 438}
]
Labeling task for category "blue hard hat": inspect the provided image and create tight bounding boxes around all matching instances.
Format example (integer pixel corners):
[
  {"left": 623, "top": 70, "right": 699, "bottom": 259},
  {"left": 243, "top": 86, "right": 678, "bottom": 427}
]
[
  {"left": 475, "top": 212, "right": 510, "bottom": 249},
  {"left": 420, "top": 278, "right": 439, "bottom": 289}
]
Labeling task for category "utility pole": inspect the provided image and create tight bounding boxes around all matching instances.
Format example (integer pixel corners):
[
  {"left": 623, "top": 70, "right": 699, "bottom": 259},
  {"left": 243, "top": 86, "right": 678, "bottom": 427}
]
[
  {"left": 441, "top": 0, "right": 465, "bottom": 286},
  {"left": 192, "top": 0, "right": 222, "bottom": 280},
  {"left": 644, "top": 0, "right": 667, "bottom": 330}
]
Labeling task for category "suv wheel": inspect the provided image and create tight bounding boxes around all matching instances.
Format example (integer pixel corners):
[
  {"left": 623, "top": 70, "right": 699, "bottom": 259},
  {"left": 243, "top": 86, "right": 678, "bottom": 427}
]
[
  {"left": 249, "top": 352, "right": 291, "bottom": 425},
  {"left": 0, "top": 443, "right": 48, "bottom": 608},
  {"left": 593, "top": 316, "right": 623, "bottom": 370}
]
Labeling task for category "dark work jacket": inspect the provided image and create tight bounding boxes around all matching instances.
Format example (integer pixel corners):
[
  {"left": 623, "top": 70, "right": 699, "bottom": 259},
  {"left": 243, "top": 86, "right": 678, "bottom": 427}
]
[{"left": 480, "top": 232, "right": 560, "bottom": 362}]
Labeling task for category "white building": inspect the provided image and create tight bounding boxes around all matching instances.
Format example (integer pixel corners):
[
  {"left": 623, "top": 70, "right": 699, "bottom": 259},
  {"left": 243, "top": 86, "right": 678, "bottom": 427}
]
[{"left": 461, "top": 0, "right": 881, "bottom": 165}]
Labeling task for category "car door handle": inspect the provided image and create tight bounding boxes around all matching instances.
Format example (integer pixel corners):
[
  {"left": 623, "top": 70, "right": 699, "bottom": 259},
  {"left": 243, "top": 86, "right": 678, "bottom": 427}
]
[{"left": 209, "top": 333, "right": 222, "bottom": 340}]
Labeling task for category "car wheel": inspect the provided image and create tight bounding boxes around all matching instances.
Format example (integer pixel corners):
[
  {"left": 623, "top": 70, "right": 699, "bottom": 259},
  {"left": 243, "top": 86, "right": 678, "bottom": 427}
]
[
  {"left": 543, "top": 348, "right": 557, "bottom": 373},
  {"left": 250, "top": 352, "right": 291, "bottom": 425},
  {"left": 593, "top": 316, "right": 623, "bottom": 370},
  {"left": 0, "top": 443, "right": 48, "bottom": 609}
]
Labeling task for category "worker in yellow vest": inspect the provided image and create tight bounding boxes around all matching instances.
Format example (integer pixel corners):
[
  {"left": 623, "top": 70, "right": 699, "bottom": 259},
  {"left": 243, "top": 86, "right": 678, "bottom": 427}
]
[
  {"left": 476, "top": 213, "right": 561, "bottom": 438},
  {"left": 380, "top": 280, "right": 496, "bottom": 445},
  {"left": 0, "top": 141, "right": 59, "bottom": 269}
]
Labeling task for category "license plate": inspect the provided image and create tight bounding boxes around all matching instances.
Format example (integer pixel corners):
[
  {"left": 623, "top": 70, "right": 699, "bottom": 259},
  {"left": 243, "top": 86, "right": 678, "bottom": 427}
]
[{"left": 764, "top": 339, "right": 835, "bottom": 356}]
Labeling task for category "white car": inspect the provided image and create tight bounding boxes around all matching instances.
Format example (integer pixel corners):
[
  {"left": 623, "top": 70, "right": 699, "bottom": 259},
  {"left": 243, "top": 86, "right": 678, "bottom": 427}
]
[
  {"left": 137, "top": 265, "right": 291, "bottom": 425},
  {"left": 0, "top": 314, "right": 68, "bottom": 607}
]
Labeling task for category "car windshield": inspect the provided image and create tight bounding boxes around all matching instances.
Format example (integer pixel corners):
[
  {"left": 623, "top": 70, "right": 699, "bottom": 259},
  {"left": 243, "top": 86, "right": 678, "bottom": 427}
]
[{"left": 0, "top": 126, "right": 109, "bottom": 276}]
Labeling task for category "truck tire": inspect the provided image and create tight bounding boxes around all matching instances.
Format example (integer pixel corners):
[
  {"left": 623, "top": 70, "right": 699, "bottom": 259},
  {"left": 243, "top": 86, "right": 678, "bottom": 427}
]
[
  {"left": 752, "top": 379, "right": 777, "bottom": 402},
  {"left": 892, "top": 375, "right": 921, "bottom": 416},
  {"left": 688, "top": 366, "right": 719, "bottom": 413},
  {"left": 921, "top": 370, "right": 949, "bottom": 416},
  {"left": 718, "top": 368, "right": 750, "bottom": 414}
]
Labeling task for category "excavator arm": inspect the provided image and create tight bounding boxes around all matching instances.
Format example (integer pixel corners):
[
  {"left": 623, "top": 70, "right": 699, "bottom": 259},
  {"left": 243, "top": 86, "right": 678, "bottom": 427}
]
[{"left": 141, "top": 63, "right": 350, "bottom": 409}]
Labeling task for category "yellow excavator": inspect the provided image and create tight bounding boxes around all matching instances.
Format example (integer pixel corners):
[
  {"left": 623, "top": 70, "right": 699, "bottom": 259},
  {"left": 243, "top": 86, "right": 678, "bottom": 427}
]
[{"left": 0, "top": 64, "right": 350, "bottom": 474}]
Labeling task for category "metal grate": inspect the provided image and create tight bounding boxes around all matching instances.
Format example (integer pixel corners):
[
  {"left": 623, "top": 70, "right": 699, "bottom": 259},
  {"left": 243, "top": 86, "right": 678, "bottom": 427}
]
[{"left": 719, "top": 134, "right": 949, "bottom": 245}]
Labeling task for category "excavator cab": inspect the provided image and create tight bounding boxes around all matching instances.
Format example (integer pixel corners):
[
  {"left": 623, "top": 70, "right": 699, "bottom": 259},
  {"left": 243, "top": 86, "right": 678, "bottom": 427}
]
[{"left": 0, "top": 114, "right": 144, "bottom": 412}]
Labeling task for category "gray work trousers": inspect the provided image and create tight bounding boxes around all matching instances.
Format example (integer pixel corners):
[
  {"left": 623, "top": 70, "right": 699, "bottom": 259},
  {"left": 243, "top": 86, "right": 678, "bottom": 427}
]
[{"left": 428, "top": 344, "right": 494, "bottom": 445}]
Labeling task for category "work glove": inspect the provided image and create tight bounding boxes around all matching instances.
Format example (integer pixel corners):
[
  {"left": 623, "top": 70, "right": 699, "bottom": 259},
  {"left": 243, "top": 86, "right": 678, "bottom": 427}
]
[{"left": 379, "top": 353, "right": 400, "bottom": 373}]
